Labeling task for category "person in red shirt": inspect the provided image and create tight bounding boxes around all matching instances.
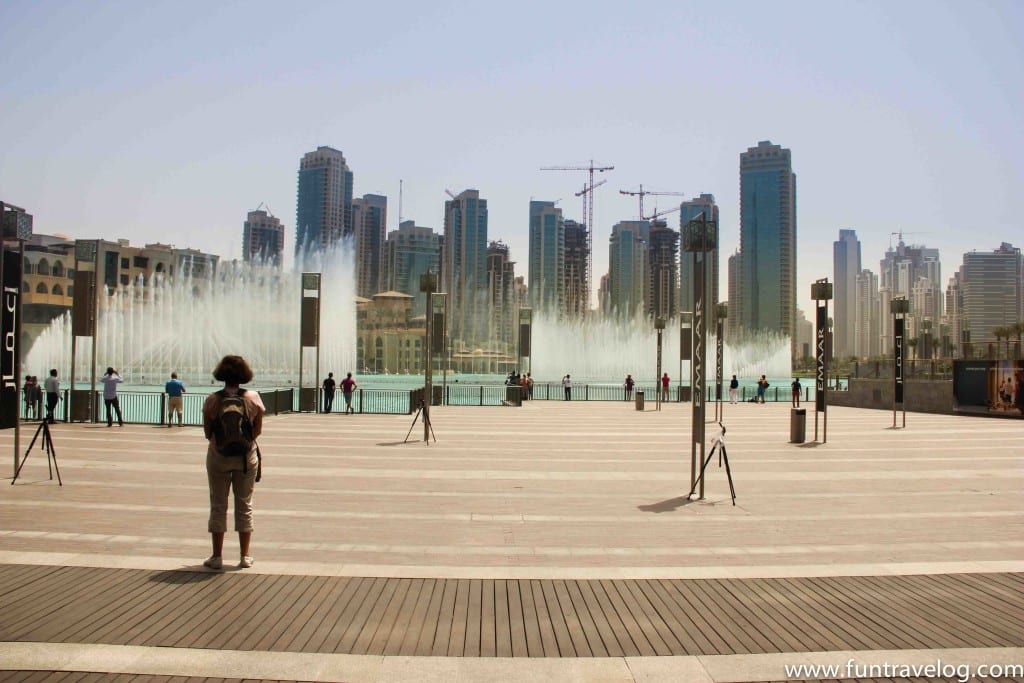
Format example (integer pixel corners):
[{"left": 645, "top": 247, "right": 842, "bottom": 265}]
[
  {"left": 661, "top": 373, "right": 670, "bottom": 401},
  {"left": 340, "top": 372, "right": 358, "bottom": 414}
]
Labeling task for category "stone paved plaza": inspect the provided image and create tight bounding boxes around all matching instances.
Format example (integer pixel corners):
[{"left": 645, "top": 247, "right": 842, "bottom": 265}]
[{"left": 0, "top": 400, "right": 1022, "bottom": 682}]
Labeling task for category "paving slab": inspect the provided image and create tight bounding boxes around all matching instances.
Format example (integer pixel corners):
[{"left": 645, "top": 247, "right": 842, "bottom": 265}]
[{"left": 1, "top": 401, "right": 1022, "bottom": 681}]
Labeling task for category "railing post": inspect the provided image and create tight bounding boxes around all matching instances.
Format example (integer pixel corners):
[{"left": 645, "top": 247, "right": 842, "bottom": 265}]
[{"left": 359, "top": 388, "right": 363, "bottom": 414}]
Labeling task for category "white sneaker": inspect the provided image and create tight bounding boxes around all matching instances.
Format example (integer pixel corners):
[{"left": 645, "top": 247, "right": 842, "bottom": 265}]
[
  {"left": 239, "top": 555, "right": 254, "bottom": 568},
  {"left": 203, "top": 556, "right": 222, "bottom": 570}
]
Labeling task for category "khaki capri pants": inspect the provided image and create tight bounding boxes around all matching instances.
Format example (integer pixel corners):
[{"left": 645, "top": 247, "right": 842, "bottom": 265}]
[{"left": 206, "top": 446, "right": 258, "bottom": 533}]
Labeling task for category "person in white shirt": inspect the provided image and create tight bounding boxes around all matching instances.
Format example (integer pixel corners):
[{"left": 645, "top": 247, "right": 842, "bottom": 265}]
[
  {"left": 101, "top": 367, "right": 124, "bottom": 427},
  {"left": 562, "top": 374, "right": 572, "bottom": 401}
]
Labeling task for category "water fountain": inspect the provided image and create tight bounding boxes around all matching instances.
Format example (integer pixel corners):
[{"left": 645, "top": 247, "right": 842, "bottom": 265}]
[
  {"left": 529, "top": 311, "right": 791, "bottom": 383},
  {"left": 24, "top": 244, "right": 357, "bottom": 387}
]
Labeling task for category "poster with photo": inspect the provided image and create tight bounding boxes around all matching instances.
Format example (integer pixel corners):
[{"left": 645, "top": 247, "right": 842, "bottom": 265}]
[{"left": 953, "top": 360, "right": 1024, "bottom": 417}]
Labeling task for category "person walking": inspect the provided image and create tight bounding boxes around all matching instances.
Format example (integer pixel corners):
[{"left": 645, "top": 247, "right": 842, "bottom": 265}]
[
  {"left": 101, "top": 367, "right": 125, "bottom": 427},
  {"left": 729, "top": 375, "right": 739, "bottom": 404},
  {"left": 44, "top": 369, "right": 60, "bottom": 424},
  {"left": 165, "top": 372, "right": 187, "bottom": 426},
  {"left": 203, "top": 355, "right": 265, "bottom": 571},
  {"left": 520, "top": 373, "right": 529, "bottom": 400},
  {"left": 624, "top": 374, "right": 635, "bottom": 401},
  {"left": 322, "top": 372, "right": 336, "bottom": 413},
  {"left": 340, "top": 372, "right": 357, "bottom": 414},
  {"left": 756, "top": 375, "right": 768, "bottom": 404},
  {"left": 791, "top": 377, "right": 802, "bottom": 407},
  {"left": 562, "top": 374, "right": 572, "bottom": 401},
  {"left": 660, "top": 373, "right": 670, "bottom": 402},
  {"left": 526, "top": 373, "right": 534, "bottom": 399}
]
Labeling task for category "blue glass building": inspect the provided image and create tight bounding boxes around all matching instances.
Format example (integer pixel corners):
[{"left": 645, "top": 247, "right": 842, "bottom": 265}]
[
  {"left": 295, "top": 146, "right": 353, "bottom": 259},
  {"left": 739, "top": 141, "right": 797, "bottom": 343},
  {"left": 528, "top": 201, "right": 564, "bottom": 315}
]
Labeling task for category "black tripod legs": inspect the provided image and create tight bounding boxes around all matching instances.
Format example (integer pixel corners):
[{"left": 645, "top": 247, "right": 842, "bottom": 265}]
[
  {"left": 12, "top": 421, "right": 62, "bottom": 486},
  {"left": 687, "top": 443, "right": 735, "bottom": 506}
]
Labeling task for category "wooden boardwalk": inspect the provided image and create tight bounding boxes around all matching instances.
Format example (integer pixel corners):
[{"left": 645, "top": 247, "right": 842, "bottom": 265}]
[{"left": 1, "top": 565, "right": 1021, "bottom": 658}]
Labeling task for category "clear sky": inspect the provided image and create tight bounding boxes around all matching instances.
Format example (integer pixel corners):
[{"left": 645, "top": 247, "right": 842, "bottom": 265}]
[{"left": 2, "top": 0, "right": 1021, "bottom": 318}]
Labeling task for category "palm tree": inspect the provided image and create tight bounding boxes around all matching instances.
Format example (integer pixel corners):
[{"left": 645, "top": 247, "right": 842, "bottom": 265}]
[
  {"left": 993, "top": 325, "right": 1011, "bottom": 358},
  {"left": 907, "top": 337, "right": 919, "bottom": 362}
]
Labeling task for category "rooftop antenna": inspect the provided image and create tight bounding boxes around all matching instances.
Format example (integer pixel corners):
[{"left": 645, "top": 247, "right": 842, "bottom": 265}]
[{"left": 398, "top": 179, "right": 403, "bottom": 225}]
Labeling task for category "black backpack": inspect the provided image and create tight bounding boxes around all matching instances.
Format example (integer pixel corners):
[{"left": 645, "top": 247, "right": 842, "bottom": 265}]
[{"left": 212, "top": 389, "right": 255, "bottom": 459}]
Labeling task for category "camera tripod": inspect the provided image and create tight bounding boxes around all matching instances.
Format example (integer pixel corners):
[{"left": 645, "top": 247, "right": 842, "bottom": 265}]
[
  {"left": 404, "top": 399, "right": 437, "bottom": 444},
  {"left": 687, "top": 421, "right": 734, "bottom": 505},
  {"left": 12, "top": 420, "right": 63, "bottom": 486}
]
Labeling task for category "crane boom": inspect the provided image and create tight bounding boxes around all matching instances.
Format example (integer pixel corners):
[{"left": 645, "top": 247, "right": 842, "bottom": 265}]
[
  {"left": 539, "top": 160, "right": 615, "bottom": 314},
  {"left": 619, "top": 184, "right": 685, "bottom": 220}
]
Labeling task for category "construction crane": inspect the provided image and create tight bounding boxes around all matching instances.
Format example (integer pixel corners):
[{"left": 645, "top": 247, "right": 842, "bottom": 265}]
[
  {"left": 445, "top": 189, "right": 458, "bottom": 200},
  {"left": 889, "top": 230, "right": 930, "bottom": 250},
  {"left": 619, "top": 185, "right": 686, "bottom": 221},
  {"left": 541, "top": 160, "right": 614, "bottom": 312},
  {"left": 644, "top": 205, "right": 682, "bottom": 222}
]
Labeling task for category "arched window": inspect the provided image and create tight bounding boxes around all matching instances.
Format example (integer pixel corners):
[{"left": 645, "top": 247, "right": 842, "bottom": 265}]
[
  {"left": 52, "top": 261, "right": 65, "bottom": 277},
  {"left": 67, "top": 285, "right": 74, "bottom": 297},
  {"left": 52, "top": 284, "right": 63, "bottom": 296},
  {"left": 22, "top": 281, "right": 29, "bottom": 293},
  {"left": 36, "top": 283, "right": 48, "bottom": 294},
  {"left": 23, "top": 261, "right": 33, "bottom": 275},
  {"left": 37, "top": 258, "right": 50, "bottom": 276}
]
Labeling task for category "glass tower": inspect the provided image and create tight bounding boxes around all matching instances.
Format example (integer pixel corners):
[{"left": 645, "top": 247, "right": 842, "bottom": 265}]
[
  {"left": 295, "top": 146, "right": 353, "bottom": 258},
  {"left": 739, "top": 141, "right": 797, "bottom": 346}
]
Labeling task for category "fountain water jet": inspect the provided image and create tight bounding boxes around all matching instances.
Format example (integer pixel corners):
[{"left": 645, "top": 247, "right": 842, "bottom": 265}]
[
  {"left": 529, "top": 311, "right": 791, "bottom": 382},
  {"left": 24, "top": 242, "right": 358, "bottom": 387}
]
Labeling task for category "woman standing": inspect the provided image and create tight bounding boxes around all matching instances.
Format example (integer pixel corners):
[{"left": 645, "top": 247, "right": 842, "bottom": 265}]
[{"left": 202, "top": 355, "right": 265, "bottom": 570}]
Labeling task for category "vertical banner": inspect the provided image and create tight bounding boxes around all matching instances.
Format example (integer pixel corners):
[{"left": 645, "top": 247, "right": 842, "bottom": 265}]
[
  {"left": 715, "top": 318, "right": 724, "bottom": 401},
  {"left": 1, "top": 249, "right": 21, "bottom": 430},
  {"left": 894, "top": 316, "right": 905, "bottom": 404},
  {"left": 691, "top": 254, "right": 705, "bottom": 446},
  {"left": 816, "top": 305, "right": 827, "bottom": 411}
]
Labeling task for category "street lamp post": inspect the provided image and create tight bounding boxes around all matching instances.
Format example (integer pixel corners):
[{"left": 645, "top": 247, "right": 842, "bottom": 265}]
[
  {"left": 655, "top": 316, "right": 665, "bottom": 411},
  {"left": 811, "top": 279, "right": 833, "bottom": 443},
  {"left": 420, "top": 272, "right": 437, "bottom": 443},
  {"left": 683, "top": 213, "right": 717, "bottom": 498},
  {"left": 714, "top": 303, "right": 727, "bottom": 422},
  {"left": 891, "top": 297, "right": 910, "bottom": 429}
]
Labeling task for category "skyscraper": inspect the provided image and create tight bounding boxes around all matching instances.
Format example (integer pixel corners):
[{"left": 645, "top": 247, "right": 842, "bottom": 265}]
[
  {"left": 352, "top": 193, "right": 387, "bottom": 297},
  {"left": 443, "top": 189, "right": 488, "bottom": 349},
  {"left": 607, "top": 220, "right": 649, "bottom": 318},
  {"left": 528, "top": 200, "right": 564, "bottom": 315},
  {"left": 879, "top": 236, "right": 941, "bottom": 338},
  {"left": 294, "top": 146, "right": 353, "bottom": 258},
  {"left": 487, "top": 241, "right": 517, "bottom": 354},
  {"left": 854, "top": 268, "right": 879, "bottom": 358},
  {"left": 833, "top": 229, "right": 861, "bottom": 359},
  {"left": 563, "top": 219, "right": 588, "bottom": 317},
  {"left": 242, "top": 209, "right": 284, "bottom": 266},
  {"left": 727, "top": 249, "right": 742, "bottom": 341},
  {"left": 381, "top": 220, "right": 441, "bottom": 317},
  {"left": 739, "top": 141, "right": 797, "bottom": 346},
  {"left": 679, "top": 194, "right": 720, "bottom": 315},
  {"left": 647, "top": 219, "right": 679, "bottom": 319},
  {"left": 958, "top": 242, "right": 1023, "bottom": 346}
]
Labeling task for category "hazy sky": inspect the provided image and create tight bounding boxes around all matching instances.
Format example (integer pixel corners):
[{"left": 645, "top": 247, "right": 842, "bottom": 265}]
[{"left": 2, "top": 1, "right": 1021, "bottom": 317}]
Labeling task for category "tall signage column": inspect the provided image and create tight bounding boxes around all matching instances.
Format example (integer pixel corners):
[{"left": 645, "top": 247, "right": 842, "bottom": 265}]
[
  {"left": 71, "top": 240, "right": 99, "bottom": 422},
  {"left": 298, "top": 273, "right": 321, "bottom": 412},
  {"left": 680, "top": 311, "right": 692, "bottom": 403},
  {"left": 811, "top": 279, "right": 833, "bottom": 443},
  {"left": 518, "top": 308, "right": 532, "bottom": 377},
  {"left": 714, "top": 304, "right": 726, "bottom": 421},
  {"left": 891, "top": 298, "right": 909, "bottom": 428},
  {"left": 420, "top": 272, "right": 438, "bottom": 442},
  {"left": 683, "top": 215, "right": 716, "bottom": 498},
  {"left": 2, "top": 202, "right": 33, "bottom": 471},
  {"left": 655, "top": 316, "right": 665, "bottom": 411}
]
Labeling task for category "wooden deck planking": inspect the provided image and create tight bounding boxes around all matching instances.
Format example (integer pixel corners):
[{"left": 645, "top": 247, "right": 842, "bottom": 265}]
[{"left": 0, "top": 566, "right": 1021, "bottom": 658}]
